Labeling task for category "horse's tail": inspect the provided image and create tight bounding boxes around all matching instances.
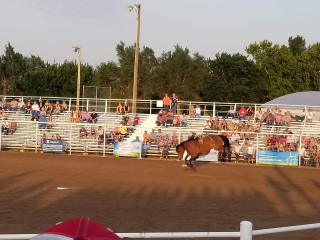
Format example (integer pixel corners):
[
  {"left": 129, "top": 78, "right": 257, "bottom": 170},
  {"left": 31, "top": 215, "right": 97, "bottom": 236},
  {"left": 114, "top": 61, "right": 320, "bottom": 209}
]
[{"left": 219, "top": 135, "right": 231, "bottom": 161}]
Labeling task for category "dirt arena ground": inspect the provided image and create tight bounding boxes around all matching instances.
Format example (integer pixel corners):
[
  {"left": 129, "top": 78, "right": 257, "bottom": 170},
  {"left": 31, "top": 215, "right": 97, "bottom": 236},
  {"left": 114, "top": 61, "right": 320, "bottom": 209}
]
[{"left": 1, "top": 151, "right": 320, "bottom": 240}]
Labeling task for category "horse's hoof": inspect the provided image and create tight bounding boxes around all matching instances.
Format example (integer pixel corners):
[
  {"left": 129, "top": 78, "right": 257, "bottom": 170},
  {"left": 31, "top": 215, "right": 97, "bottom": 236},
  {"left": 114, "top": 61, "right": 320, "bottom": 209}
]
[
  {"left": 182, "top": 164, "right": 188, "bottom": 167},
  {"left": 190, "top": 163, "right": 193, "bottom": 168}
]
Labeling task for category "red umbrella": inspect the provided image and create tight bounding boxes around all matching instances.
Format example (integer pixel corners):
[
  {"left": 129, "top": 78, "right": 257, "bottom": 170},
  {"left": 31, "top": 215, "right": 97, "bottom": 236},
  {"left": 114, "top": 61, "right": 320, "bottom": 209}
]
[{"left": 31, "top": 217, "right": 122, "bottom": 240}]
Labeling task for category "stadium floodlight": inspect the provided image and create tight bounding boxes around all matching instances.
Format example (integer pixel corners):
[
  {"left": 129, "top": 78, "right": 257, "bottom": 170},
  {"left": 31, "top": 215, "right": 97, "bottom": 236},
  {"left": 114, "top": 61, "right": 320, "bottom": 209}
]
[
  {"left": 128, "top": 4, "right": 140, "bottom": 13},
  {"left": 72, "top": 46, "right": 81, "bottom": 112},
  {"left": 72, "top": 46, "right": 80, "bottom": 52},
  {"left": 128, "top": 4, "right": 141, "bottom": 114}
]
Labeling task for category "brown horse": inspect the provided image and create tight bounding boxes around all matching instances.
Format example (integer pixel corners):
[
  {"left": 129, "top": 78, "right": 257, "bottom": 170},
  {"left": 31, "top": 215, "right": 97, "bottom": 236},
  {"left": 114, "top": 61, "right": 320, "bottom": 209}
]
[{"left": 176, "top": 134, "right": 230, "bottom": 168}]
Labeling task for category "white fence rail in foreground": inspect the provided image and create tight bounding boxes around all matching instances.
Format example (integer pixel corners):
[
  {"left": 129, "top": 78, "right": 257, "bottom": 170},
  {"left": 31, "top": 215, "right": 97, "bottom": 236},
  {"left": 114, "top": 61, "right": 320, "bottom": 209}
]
[{"left": 1, "top": 221, "right": 320, "bottom": 240}]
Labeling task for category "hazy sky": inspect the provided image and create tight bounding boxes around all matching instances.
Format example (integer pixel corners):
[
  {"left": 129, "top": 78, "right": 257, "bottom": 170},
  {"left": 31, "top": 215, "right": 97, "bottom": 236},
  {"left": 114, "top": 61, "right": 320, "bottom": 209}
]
[{"left": 1, "top": 0, "right": 320, "bottom": 67}]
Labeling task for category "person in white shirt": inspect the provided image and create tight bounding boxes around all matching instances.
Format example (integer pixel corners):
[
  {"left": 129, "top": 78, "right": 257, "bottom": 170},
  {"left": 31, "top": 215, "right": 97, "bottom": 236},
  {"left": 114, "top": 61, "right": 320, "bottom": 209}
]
[
  {"left": 298, "top": 144, "right": 306, "bottom": 166},
  {"left": 194, "top": 104, "right": 201, "bottom": 117},
  {"left": 233, "top": 141, "right": 241, "bottom": 162},
  {"left": 306, "top": 108, "right": 313, "bottom": 122}
]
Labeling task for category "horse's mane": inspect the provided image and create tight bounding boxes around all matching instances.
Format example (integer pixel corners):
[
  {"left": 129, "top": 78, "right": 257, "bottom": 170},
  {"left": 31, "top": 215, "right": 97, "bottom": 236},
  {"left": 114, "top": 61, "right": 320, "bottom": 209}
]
[{"left": 176, "top": 136, "right": 199, "bottom": 149}]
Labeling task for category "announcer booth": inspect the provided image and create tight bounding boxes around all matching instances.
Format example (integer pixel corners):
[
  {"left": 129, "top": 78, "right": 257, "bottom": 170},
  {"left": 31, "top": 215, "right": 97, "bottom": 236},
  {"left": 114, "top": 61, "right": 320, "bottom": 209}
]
[{"left": 42, "top": 139, "right": 66, "bottom": 153}]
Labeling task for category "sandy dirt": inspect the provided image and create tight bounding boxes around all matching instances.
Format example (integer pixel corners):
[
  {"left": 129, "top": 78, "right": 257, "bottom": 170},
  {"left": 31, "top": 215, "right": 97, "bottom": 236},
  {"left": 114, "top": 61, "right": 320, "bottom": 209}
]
[{"left": 1, "top": 151, "right": 320, "bottom": 239}]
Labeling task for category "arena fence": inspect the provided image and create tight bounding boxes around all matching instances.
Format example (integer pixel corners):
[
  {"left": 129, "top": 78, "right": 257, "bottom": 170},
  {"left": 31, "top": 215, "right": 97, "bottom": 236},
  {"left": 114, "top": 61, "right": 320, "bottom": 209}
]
[
  {"left": 1, "top": 221, "right": 320, "bottom": 240},
  {"left": 1, "top": 95, "right": 320, "bottom": 116}
]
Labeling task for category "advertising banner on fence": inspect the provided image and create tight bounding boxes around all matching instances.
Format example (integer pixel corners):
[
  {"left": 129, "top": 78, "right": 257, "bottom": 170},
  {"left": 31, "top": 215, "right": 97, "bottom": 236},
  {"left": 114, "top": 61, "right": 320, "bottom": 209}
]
[
  {"left": 197, "top": 149, "right": 219, "bottom": 162},
  {"left": 113, "top": 141, "right": 141, "bottom": 158},
  {"left": 257, "top": 150, "right": 299, "bottom": 166},
  {"left": 42, "top": 139, "right": 66, "bottom": 153}
]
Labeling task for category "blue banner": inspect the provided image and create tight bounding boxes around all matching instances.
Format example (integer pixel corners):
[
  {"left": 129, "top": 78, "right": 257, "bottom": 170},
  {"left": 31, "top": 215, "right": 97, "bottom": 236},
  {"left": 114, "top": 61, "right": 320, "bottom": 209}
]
[
  {"left": 113, "top": 141, "right": 141, "bottom": 157},
  {"left": 42, "top": 139, "right": 66, "bottom": 153},
  {"left": 257, "top": 150, "right": 299, "bottom": 166}
]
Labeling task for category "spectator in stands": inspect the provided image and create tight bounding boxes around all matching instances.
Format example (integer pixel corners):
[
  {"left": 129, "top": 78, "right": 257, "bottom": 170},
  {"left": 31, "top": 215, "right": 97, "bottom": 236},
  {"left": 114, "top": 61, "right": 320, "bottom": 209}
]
[
  {"left": 17, "top": 99, "right": 25, "bottom": 112},
  {"left": 9, "top": 120, "right": 17, "bottom": 134},
  {"left": 46, "top": 102, "right": 53, "bottom": 116},
  {"left": 31, "top": 101, "right": 40, "bottom": 121},
  {"left": 1, "top": 121, "right": 9, "bottom": 135},
  {"left": 166, "top": 109, "right": 174, "bottom": 125},
  {"left": 76, "top": 110, "right": 82, "bottom": 123},
  {"left": 247, "top": 143, "right": 255, "bottom": 163},
  {"left": 26, "top": 99, "right": 32, "bottom": 114},
  {"left": 54, "top": 101, "right": 61, "bottom": 115},
  {"left": 233, "top": 141, "right": 241, "bottom": 163},
  {"left": 69, "top": 109, "right": 76, "bottom": 123},
  {"left": 255, "top": 108, "right": 263, "bottom": 122},
  {"left": 106, "top": 131, "right": 115, "bottom": 144},
  {"left": 247, "top": 107, "right": 254, "bottom": 120},
  {"left": 306, "top": 108, "right": 313, "bottom": 123},
  {"left": 275, "top": 112, "right": 283, "bottom": 126},
  {"left": 220, "top": 117, "right": 228, "bottom": 131},
  {"left": 143, "top": 131, "right": 150, "bottom": 142},
  {"left": 156, "top": 110, "right": 167, "bottom": 126},
  {"left": 51, "top": 135, "right": 56, "bottom": 140},
  {"left": 127, "top": 118, "right": 134, "bottom": 133},
  {"left": 287, "top": 142, "right": 296, "bottom": 152},
  {"left": 141, "top": 139, "right": 150, "bottom": 158},
  {"left": 150, "top": 129, "right": 156, "bottom": 143},
  {"left": 79, "top": 126, "right": 88, "bottom": 138},
  {"left": 82, "top": 110, "right": 90, "bottom": 123},
  {"left": 238, "top": 106, "right": 247, "bottom": 120},
  {"left": 226, "top": 106, "right": 235, "bottom": 119},
  {"left": 132, "top": 136, "right": 141, "bottom": 142},
  {"left": 163, "top": 93, "right": 171, "bottom": 111},
  {"left": 230, "top": 132, "right": 240, "bottom": 143},
  {"left": 47, "top": 116, "right": 53, "bottom": 129},
  {"left": 89, "top": 110, "right": 98, "bottom": 124},
  {"left": 162, "top": 140, "right": 170, "bottom": 159},
  {"left": 39, "top": 107, "right": 47, "bottom": 118},
  {"left": 194, "top": 104, "right": 201, "bottom": 117},
  {"left": 39, "top": 115, "right": 48, "bottom": 129},
  {"left": 181, "top": 113, "right": 188, "bottom": 127},
  {"left": 298, "top": 144, "right": 306, "bottom": 165},
  {"left": 240, "top": 141, "right": 249, "bottom": 162},
  {"left": 116, "top": 102, "right": 124, "bottom": 115},
  {"left": 212, "top": 116, "right": 220, "bottom": 130},
  {"left": 283, "top": 112, "right": 291, "bottom": 126},
  {"left": 0, "top": 109, "right": 7, "bottom": 120},
  {"left": 0, "top": 99, "right": 7, "bottom": 110},
  {"left": 189, "top": 105, "right": 195, "bottom": 118},
  {"left": 56, "top": 134, "right": 62, "bottom": 140},
  {"left": 265, "top": 111, "right": 275, "bottom": 126},
  {"left": 133, "top": 114, "right": 140, "bottom": 126},
  {"left": 173, "top": 116, "right": 180, "bottom": 127},
  {"left": 172, "top": 133, "right": 179, "bottom": 147},
  {"left": 61, "top": 101, "right": 68, "bottom": 112},
  {"left": 204, "top": 119, "right": 211, "bottom": 130},
  {"left": 90, "top": 126, "right": 97, "bottom": 139},
  {"left": 41, "top": 133, "right": 47, "bottom": 147},
  {"left": 124, "top": 102, "right": 130, "bottom": 114},
  {"left": 39, "top": 99, "right": 44, "bottom": 109},
  {"left": 295, "top": 109, "right": 306, "bottom": 122},
  {"left": 9, "top": 98, "right": 18, "bottom": 111},
  {"left": 171, "top": 93, "right": 178, "bottom": 115},
  {"left": 96, "top": 126, "right": 104, "bottom": 142}
]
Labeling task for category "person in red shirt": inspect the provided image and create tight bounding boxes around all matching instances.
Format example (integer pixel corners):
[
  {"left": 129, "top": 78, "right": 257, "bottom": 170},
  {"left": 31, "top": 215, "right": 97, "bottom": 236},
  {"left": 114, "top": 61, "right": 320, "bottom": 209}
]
[
  {"left": 133, "top": 114, "right": 140, "bottom": 126},
  {"left": 238, "top": 106, "right": 247, "bottom": 120},
  {"left": 163, "top": 94, "right": 171, "bottom": 111}
]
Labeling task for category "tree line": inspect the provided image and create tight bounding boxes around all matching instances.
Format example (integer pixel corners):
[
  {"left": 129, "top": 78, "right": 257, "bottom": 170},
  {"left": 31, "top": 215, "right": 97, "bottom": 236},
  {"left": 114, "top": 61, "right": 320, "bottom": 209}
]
[{"left": 1, "top": 35, "right": 319, "bottom": 103}]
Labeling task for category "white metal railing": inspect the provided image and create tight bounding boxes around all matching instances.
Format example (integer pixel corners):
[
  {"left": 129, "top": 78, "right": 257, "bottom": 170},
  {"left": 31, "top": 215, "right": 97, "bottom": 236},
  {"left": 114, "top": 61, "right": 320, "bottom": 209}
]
[
  {"left": 1, "top": 221, "right": 320, "bottom": 240},
  {"left": 1, "top": 95, "right": 320, "bottom": 117}
]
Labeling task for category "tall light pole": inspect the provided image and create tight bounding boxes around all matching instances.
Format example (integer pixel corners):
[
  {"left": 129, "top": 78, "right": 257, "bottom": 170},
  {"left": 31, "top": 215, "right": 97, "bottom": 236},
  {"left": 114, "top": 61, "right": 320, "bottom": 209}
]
[
  {"left": 72, "top": 46, "right": 81, "bottom": 112},
  {"left": 129, "top": 4, "right": 141, "bottom": 114}
]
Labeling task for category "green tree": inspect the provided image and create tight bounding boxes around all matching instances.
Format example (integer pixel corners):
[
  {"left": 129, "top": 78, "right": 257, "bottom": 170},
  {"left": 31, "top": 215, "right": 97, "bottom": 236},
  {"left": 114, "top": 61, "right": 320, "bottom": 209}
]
[
  {"left": 0, "top": 43, "right": 26, "bottom": 95},
  {"left": 201, "top": 53, "right": 267, "bottom": 103},
  {"left": 288, "top": 35, "right": 306, "bottom": 56}
]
